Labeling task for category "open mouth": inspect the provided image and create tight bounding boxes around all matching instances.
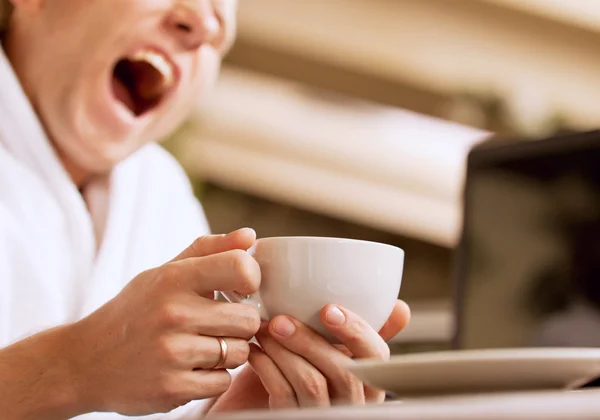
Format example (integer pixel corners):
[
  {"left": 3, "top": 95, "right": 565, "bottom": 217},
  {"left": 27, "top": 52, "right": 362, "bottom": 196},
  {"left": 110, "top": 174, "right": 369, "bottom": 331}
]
[{"left": 111, "top": 49, "right": 176, "bottom": 117}]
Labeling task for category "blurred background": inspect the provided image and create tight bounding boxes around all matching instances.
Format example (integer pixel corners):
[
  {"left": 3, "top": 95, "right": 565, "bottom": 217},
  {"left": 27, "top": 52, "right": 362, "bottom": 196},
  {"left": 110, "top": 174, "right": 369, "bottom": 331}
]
[{"left": 163, "top": 0, "right": 600, "bottom": 354}]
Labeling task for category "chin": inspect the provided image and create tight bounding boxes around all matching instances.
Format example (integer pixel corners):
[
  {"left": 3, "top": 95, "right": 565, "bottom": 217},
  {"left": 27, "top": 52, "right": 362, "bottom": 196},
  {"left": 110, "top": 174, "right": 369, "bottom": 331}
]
[{"left": 58, "top": 136, "right": 134, "bottom": 175}]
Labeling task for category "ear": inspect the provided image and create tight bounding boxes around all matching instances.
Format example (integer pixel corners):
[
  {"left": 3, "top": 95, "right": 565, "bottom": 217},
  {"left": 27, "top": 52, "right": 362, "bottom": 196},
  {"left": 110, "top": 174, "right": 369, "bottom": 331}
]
[{"left": 9, "top": 0, "right": 44, "bottom": 14}]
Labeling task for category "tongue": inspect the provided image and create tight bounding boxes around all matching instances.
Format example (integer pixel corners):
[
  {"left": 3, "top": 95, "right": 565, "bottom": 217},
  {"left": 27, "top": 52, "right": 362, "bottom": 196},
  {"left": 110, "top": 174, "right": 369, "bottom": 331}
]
[{"left": 112, "top": 76, "right": 136, "bottom": 112}]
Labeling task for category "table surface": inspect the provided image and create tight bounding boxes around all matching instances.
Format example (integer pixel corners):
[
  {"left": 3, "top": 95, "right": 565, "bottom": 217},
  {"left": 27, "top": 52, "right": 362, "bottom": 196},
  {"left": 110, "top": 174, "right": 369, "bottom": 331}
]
[{"left": 212, "top": 389, "right": 600, "bottom": 420}]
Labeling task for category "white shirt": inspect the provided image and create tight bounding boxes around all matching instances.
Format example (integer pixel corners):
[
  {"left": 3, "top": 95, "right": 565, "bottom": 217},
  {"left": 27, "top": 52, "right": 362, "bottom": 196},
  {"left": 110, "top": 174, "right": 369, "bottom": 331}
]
[{"left": 0, "top": 47, "right": 215, "bottom": 418}]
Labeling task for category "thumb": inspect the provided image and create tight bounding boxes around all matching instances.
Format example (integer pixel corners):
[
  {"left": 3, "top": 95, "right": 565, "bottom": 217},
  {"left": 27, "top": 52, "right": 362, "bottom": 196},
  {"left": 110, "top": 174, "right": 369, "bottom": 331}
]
[{"left": 170, "top": 227, "right": 257, "bottom": 262}]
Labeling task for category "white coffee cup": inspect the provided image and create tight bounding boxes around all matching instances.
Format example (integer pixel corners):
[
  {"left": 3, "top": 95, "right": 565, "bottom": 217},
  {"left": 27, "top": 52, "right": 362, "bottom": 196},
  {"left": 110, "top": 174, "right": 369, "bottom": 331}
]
[{"left": 222, "top": 236, "right": 404, "bottom": 342}]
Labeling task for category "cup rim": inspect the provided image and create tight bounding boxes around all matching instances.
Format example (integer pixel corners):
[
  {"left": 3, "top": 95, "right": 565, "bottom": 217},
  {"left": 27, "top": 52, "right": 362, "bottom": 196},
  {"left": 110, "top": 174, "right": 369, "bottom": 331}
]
[{"left": 255, "top": 236, "right": 404, "bottom": 254}]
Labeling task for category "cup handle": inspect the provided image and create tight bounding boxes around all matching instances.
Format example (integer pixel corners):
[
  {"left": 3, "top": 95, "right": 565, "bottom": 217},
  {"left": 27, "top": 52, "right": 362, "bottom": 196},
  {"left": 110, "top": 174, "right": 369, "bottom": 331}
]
[{"left": 220, "top": 291, "right": 269, "bottom": 320}]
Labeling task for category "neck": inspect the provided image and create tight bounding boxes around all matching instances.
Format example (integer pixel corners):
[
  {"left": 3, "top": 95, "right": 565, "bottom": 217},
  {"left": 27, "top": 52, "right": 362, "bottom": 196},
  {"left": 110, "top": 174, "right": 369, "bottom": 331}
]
[{"left": 57, "top": 151, "right": 94, "bottom": 190}]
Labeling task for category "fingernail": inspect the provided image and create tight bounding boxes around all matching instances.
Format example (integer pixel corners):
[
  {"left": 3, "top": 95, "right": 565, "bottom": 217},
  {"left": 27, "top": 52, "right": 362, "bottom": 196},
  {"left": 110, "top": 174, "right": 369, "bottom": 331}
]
[
  {"left": 325, "top": 306, "right": 346, "bottom": 326},
  {"left": 234, "top": 227, "right": 255, "bottom": 236},
  {"left": 272, "top": 317, "right": 296, "bottom": 337}
]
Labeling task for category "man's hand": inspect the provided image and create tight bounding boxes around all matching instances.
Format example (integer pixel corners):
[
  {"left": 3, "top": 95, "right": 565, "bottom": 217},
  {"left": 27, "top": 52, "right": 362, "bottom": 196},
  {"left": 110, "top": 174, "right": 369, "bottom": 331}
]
[
  {"left": 209, "top": 300, "right": 411, "bottom": 412},
  {"left": 72, "top": 228, "right": 261, "bottom": 415},
  {"left": 0, "top": 228, "right": 261, "bottom": 419}
]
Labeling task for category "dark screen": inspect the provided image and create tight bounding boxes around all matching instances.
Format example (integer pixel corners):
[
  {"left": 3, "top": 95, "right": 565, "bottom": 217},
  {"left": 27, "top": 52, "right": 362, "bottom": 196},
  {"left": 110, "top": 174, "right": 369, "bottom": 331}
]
[{"left": 456, "top": 136, "right": 600, "bottom": 349}]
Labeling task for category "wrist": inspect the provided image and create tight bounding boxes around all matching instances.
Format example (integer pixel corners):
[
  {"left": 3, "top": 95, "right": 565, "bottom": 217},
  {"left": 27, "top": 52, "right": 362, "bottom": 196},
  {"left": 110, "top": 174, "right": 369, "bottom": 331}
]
[
  {"left": 0, "top": 324, "right": 89, "bottom": 419},
  {"left": 61, "top": 316, "right": 106, "bottom": 415},
  {"left": 50, "top": 323, "right": 92, "bottom": 416}
]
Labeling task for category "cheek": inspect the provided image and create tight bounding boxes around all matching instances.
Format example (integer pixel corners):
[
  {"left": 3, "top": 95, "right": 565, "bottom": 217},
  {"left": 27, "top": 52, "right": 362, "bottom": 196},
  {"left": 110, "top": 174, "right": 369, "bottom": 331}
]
[
  {"left": 153, "top": 53, "right": 221, "bottom": 138},
  {"left": 189, "top": 51, "right": 222, "bottom": 104}
]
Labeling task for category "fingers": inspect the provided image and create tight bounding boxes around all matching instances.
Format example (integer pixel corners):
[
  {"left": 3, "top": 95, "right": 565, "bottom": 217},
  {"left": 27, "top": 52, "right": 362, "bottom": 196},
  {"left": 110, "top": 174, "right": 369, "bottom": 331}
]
[
  {"left": 248, "top": 344, "right": 298, "bottom": 409},
  {"left": 175, "top": 369, "right": 233, "bottom": 402},
  {"left": 138, "top": 366, "right": 232, "bottom": 411},
  {"left": 196, "top": 336, "right": 250, "bottom": 370},
  {"left": 267, "top": 316, "right": 365, "bottom": 405},
  {"left": 160, "top": 296, "right": 260, "bottom": 340},
  {"left": 321, "top": 305, "right": 391, "bottom": 361},
  {"left": 192, "top": 299, "right": 261, "bottom": 340},
  {"left": 320, "top": 305, "right": 394, "bottom": 402},
  {"left": 159, "top": 334, "right": 250, "bottom": 371},
  {"left": 256, "top": 325, "right": 330, "bottom": 408},
  {"left": 364, "top": 386, "right": 386, "bottom": 404},
  {"left": 170, "top": 228, "right": 256, "bottom": 262},
  {"left": 378, "top": 300, "right": 411, "bottom": 342},
  {"left": 166, "top": 248, "right": 261, "bottom": 296}
]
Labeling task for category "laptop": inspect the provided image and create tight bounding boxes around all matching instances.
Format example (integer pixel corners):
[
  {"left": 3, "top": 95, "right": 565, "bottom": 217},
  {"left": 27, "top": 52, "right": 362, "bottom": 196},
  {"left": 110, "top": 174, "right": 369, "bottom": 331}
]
[{"left": 452, "top": 130, "right": 600, "bottom": 351}]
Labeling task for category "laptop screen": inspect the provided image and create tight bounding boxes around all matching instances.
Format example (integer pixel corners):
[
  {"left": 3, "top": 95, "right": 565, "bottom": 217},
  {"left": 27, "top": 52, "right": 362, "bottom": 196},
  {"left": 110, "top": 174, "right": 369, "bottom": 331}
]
[{"left": 454, "top": 131, "right": 600, "bottom": 350}]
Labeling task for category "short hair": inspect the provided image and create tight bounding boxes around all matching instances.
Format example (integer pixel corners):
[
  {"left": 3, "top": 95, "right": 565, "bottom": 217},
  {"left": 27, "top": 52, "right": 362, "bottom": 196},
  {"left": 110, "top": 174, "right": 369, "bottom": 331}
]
[{"left": 0, "top": 0, "right": 11, "bottom": 34}]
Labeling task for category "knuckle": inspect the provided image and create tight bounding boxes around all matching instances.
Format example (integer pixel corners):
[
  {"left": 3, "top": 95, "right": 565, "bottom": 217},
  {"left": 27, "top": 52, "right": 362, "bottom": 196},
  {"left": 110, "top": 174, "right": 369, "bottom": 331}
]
[
  {"left": 271, "top": 384, "right": 296, "bottom": 403},
  {"left": 235, "top": 341, "right": 251, "bottom": 364},
  {"left": 344, "top": 319, "right": 390, "bottom": 360},
  {"left": 239, "top": 306, "right": 261, "bottom": 335},
  {"left": 156, "top": 375, "right": 197, "bottom": 410},
  {"left": 157, "top": 337, "right": 182, "bottom": 363},
  {"left": 229, "top": 250, "right": 260, "bottom": 291},
  {"left": 227, "top": 340, "right": 251, "bottom": 367},
  {"left": 157, "top": 375, "right": 184, "bottom": 402},
  {"left": 300, "top": 372, "right": 328, "bottom": 399},
  {"left": 152, "top": 267, "right": 170, "bottom": 287},
  {"left": 189, "top": 235, "right": 209, "bottom": 255},
  {"left": 154, "top": 265, "right": 180, "bottom": 289},
  {"left": 338, "top": 370, "right": 361, "bottom": 392},
  {"left": 344, "top": 319, "right": 368, "bottom": 346},
  {"left": 190, "top": 236, "right": 204, "bottom": 252},
  {"left": 157, "top": 302, "right": 189, "bottom": 328}
]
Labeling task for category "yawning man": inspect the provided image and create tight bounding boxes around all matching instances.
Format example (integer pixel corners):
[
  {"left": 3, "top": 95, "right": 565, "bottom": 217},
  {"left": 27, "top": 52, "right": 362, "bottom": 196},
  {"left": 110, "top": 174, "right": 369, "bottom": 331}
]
[{"left": 0, "top": 0, "right": 411, "bottom": 418}]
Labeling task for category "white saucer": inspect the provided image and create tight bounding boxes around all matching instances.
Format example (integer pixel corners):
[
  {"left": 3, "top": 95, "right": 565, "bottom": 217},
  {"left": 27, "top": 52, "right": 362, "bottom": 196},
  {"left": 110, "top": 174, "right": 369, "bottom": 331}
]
[{"left": 348, "top": 348, "right": 600, "bottom": 397}]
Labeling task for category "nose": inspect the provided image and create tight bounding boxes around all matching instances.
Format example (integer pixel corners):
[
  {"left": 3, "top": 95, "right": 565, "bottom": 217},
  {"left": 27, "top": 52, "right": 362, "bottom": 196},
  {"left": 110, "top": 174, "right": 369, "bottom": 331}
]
[{"left": 164, "top": 1, "right": 221, "bottom": 51}]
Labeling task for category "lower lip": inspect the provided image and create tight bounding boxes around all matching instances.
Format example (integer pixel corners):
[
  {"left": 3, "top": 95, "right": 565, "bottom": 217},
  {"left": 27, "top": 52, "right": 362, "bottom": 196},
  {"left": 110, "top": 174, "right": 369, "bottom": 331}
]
[
  {"left": 100, "top": 73, "right": 137, "bottom": 131},
  {"left": 103, "top": 77, "right": 160, "bottom": 135}
]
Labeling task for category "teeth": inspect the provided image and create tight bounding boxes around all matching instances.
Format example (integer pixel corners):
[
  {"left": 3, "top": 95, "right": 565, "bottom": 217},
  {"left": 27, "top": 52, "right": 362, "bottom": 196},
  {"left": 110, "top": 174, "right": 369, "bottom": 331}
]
[{"left": 131, "top": 50, "right": 175, "bottom": 93}]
